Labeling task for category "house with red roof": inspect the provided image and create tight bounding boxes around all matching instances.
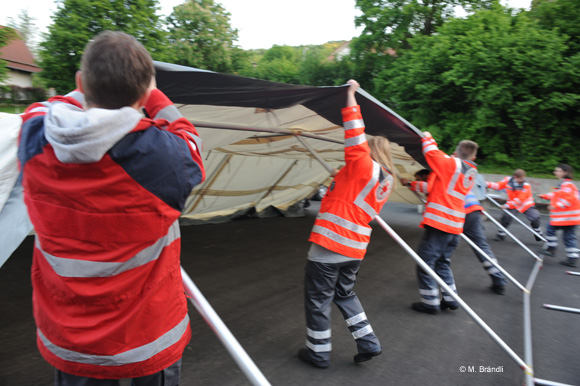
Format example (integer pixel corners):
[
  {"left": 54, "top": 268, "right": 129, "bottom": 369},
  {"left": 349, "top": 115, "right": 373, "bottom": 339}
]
[{"left": 0, "top": 26, "right": 41, "bottom": 88}]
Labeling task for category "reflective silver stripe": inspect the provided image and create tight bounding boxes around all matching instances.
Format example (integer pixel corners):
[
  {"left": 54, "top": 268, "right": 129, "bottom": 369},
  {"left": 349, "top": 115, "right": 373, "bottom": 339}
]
[
  {"left": 424, "top": 212, "right": 464, "bottom": 229},
  {"left": 546, "top": 235, "right": 557, "bottom": 241},
  {"left": 352, "top": 325, "right": 373, "bottom": 340},
  {"left": 38, "top": 221, "right": 180, "bottom": 278},
  {"left": 179, "top": 131, "right": 203, "bottom": 152},
  {"left": 447, "top": 158, "right": 465, "bottom": 200},
  {"left": 566, "top": 247, "right": 580, "bottom": 253},
  {"left": 345, "top": 312, "right": 367, "bottom": 326},
  {"left": 306, "top": 340, "right": 331, "bottom": 353},
  {"left": 552, "top": 209, "right": 580, "bottom": 216},
  {"left": 442, "top": 295, "right": 455, "bottom": 302},
  {"left": 38, "top": 314, "right": 190, "bottom": 366},
  {"left": 487, "top": 267, "right": 500, "bottom": 275},
  {"left": 155, "top": 104, "right": 181, "bottom": 122},
  {"left": 427, "top": 202, "right": 465, "bottom": 218},
  {"left": 420, "top": 288, "right": 439, "bottom": 296},
  {"left": 317, "top": 212, "right": 372, "bottom": 236},
  {"left": 442, "top": 284, "right": 457, "bottom": 293},
  {"left": 422, "top": 298, "right": 440, "bottom": 306},
  {"left": 550, "top": 216, "right": 580, "bottom": 223},
  {"left": 354, "top": 161, "right": 380, "bottom": 218},
  {"left": 344, "top": 133, "right": 367, "bottom": 148},
  {"left": 311, "top": 225, "right": 368, "bottom": 250},
  {"left": 423, "top": 144, "right": 438, "bottom": 153},
  {"left": 343, "top": 119, "right": 364, "bottom": 131},
  {"left": 307, "top": 327, "right": 331, "bottom": 340}
]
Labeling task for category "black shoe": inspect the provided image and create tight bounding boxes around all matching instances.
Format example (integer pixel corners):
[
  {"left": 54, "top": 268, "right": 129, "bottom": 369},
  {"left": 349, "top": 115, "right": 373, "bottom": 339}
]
[
  {"left": 411, "top": 302, "right": 439, "bottom": 315},
  {"left": 298, "top": 348, "right": 329, "bottom": 368},
  {"left": 440, "top": 301, "right": 459, "bottom": 311},
  {"left": 538, "top": 249, "right": 554, "bottom": 257},
  {"left": 493, "top": 235, "right": 505, "bottom": 242},
  {"left": 534, "top": 235, "right": 543, "bottom": 242},
  {"left": 560, "top": 259, "right": 578, "bottom": 268},
  {"left": 490, "top": 284, "right": 505, "bottom": 295},
  {"left": 354, "top": 350, "right": 382, "bottom": 363}
]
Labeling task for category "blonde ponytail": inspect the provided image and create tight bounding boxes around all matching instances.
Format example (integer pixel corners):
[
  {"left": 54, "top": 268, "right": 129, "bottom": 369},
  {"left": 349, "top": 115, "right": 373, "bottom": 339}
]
[{"left": 368, "top": 136, "right": 397, "bottom": 188}]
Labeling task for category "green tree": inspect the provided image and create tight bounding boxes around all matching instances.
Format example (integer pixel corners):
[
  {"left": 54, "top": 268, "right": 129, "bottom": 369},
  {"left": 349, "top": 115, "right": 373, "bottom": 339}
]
[
  {"left": 0, "top": 27, "right": 17, "bottom": 86},
  {"left": 352, "top": 0, "right": 492, "bottom": 91},
  {"left": 38, "top": 0, "right": 169, "bottom": 93},
  {"left": 6, "top": 9, "right": 38, "bottom": 51},
  {"left": 250, "top": 45, "right": 300, "bottom": 84},
  {"left": 166, "top": 0, "right": 248, "bottom": 73},
  {"left": 380, "top": 4, "right": 580, "bottom": 172},
  {"left": 529, "top": 0, "right": 580, "bottom": 56}
]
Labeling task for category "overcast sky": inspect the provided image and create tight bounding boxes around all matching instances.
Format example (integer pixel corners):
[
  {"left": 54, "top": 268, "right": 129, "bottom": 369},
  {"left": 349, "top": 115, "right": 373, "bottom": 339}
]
[{"left": 1, "top": 0, "right": 532, "bottom": 50}]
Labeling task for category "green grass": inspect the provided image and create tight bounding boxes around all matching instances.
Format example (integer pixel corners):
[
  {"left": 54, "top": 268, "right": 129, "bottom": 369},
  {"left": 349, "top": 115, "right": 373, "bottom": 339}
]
[{"left": 0, "top": 105, "right": 25, "bottom": 114}]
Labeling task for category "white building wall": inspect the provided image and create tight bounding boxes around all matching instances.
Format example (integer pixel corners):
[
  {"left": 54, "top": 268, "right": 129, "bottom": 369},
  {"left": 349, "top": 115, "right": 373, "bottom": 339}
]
[{"left": 5, "top": 70, "right": 33, "bottom": 88}]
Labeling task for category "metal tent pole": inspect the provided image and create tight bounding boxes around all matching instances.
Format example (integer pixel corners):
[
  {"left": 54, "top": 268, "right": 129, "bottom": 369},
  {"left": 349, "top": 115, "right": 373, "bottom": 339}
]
[
  {"left": 523, "top": 259, "right": 543, "bottom": 386},
  {"left": 180, "top": 267, "right": 271, "bottom": 386},
  {"left": 409, "top": 190, "right": 527, "bottom": 292},
  {"left": 542, "top": 304, "right": 580, "bottom": 315},
  {"left": 373, "top": 216, "right": 533, "bottom": 378},
  {"left": 459, "top": 230, "right": 527, "bottom": 293},
  {"left": 480, "top": 209, "right": 543, "bottom": 262},
  {"left": 486, "top": 194, "right": 547, "bottom": 242},
  {"left": 565, "top": 271, "right": 580, "bottom": 276}
]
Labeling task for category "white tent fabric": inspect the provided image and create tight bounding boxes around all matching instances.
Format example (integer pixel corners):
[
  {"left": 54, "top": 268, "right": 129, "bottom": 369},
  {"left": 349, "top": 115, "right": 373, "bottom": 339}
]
[
  {"left": 0, "top": 65, "right": 429, "bottom": 265},
  {"left": 0, "top": 113, "right": 33, "bottom": 267}
]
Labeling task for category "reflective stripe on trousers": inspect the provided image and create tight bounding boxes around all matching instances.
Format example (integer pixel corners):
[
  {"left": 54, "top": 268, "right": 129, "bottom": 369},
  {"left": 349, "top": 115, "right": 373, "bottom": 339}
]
[
  {"left": 304, "top": 259, "right": 380, "bottom": 364},
  {"left": 416, "top": 226, "right": 460, "bottom": 309}
]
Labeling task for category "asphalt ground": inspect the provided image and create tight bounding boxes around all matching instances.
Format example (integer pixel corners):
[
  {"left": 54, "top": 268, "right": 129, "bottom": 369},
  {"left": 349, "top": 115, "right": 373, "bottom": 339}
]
[{"left": 1, "top": 201, "right": 579, "bottom": 386}]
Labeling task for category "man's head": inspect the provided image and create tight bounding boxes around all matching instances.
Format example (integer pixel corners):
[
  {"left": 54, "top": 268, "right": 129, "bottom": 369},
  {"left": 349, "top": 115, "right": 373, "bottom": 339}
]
[
  {"left": 78, "top": 31, "right": 154, "bottom": 109},
  {"left": 513, "top": 169, "right": 526, "bottom": 183},
  {"left": 454, "top": 140, "right": 478, "bottom": 161},
  {"left": 414, "top": 169, "right": 430, "bottom": 182}
]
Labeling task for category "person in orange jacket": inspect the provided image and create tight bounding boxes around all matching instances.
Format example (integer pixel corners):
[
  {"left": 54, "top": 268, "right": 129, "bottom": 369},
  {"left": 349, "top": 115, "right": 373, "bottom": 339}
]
[
  {"left": 410, "top": 134, "right": 479, "bottom": 314},
  {"left": 402, "top": 171, "right": 507, "bottom": 295},
  {"left": 299, "top": 80, "right": 396, "bottom": 368},
  {"left": 486, "top": 169, "right": 543, "bottom": 242},
  {"left": 538, "top": 164, "right": 580, "bottom": 267}
]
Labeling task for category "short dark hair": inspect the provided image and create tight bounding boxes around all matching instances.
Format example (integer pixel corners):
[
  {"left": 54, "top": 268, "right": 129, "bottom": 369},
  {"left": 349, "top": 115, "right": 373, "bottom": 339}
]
[
  {"left": 455, "top": 140, "right": 478, "bottom": 160},
  {"left": 558, "top": 164, "right": 574, "bottom": 179},
  {"left": 414, "top": 169, "right": 431, "bottom": 181},
  {"left": 81, "top": 31, "right": 154, "bottom": 109}
]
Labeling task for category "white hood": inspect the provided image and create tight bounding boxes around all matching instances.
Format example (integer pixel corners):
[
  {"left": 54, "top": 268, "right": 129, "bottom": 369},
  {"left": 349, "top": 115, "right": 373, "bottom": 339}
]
[{"left": 44, "top": 103, "right": 143, "bottom": 163}]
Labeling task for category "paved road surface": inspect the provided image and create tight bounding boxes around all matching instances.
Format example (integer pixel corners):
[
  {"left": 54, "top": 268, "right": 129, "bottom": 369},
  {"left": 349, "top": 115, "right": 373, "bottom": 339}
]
[{"left": 1, "top": 201, "right": 579, "bottom": 385}]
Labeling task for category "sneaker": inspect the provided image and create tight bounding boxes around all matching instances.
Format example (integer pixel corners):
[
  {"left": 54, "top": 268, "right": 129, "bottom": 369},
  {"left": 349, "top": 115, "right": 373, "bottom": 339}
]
[
  {"left": 490, "top": 284, "right": 505, "bottom": 295},
  {"left": 354, "top": 350, "right": 382, "bottom": 363},
  {"left": 440, "top": 301, "right": 459, "bottom": 311},
  {"left": 560, "top": 259, "right": 578, "bottom": 268},
  {"left": 411, "top": 302, "right": 439, "bottom": 315},
  {"left": 493, "top": 235, "right": 505, "bottom": 242},
  {"left": 298, "top": 348, "right": 329, "bottom": 368},
  {"left": 538, "top": 249, "right": 554, "bottom": 257}
]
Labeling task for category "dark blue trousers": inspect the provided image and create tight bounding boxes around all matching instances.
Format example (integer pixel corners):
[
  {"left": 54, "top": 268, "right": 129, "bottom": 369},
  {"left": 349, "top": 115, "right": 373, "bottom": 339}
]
[{"left": 416, "top": 226, "right": 460, "bottom": 311}]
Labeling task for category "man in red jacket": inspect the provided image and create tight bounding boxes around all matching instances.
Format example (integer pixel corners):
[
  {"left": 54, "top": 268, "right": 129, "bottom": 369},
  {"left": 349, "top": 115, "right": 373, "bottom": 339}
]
[
  {"left": 18, "top": 31, "right": 205, "bottom": 385},
  {"left": 411, "top": 134, "right": 478, "bottom": 314}
]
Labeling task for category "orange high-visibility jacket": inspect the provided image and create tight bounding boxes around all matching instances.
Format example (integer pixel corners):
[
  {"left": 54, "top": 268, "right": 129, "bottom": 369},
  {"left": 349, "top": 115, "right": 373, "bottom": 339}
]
[
  {"left": 486, "top": 177, "right": 535, "bottom": 213},
  {"left": 420, "top": 135, "right": 477, "bottom": 234},
  {"left": 308, "top": 105, "right": 394, "bottom": 259},
  {"left": 410, "top": 181, "right": 483, "bottom": 214},
  {"left": 539, "top": 179, "right": 580, "bottom": 226}
]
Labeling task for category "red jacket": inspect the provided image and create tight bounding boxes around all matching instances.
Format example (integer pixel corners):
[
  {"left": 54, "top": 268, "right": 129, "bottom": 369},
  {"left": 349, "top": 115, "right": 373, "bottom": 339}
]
[
  {"left": 420, "top": 135, "right": 477, "bottom": 234},
  {"left": 486, "top": 177, "right": 535, "bottom": 213},
  {"left": 539, "top": 179, "right": 580, "bottom": 226},
  {"left": 308, "top": 105, "right": 394, "bottom": 259},
  {"left": 18, "top": 89, "right": 205, "bottom": 378}
]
